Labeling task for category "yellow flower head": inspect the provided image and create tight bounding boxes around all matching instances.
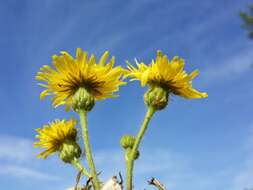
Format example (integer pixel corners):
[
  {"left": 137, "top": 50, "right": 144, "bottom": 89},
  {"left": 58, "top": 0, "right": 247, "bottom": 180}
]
[
  {"left": 36, "top": 48, "right": 125, "bottom": 110},
  {"left": 34, "top": 118, "right": 78, "bottom": 159},
  {"left": 126, "top": 50, "right": 208, "bottom": 99}
]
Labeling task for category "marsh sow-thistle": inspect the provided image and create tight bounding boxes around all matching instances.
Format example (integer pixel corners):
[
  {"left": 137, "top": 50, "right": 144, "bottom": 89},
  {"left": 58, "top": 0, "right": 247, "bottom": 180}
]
[
  {"left": 36, "top": 48, "right": 125, "bottom": 111},
  {"left": 126, "top": 50, "right": 208, "bottom": 110},
  {"left": 36, "top": 48, "right": 126, "bottom": 190},
  {"left": 34, "top": 118, "right": 81, "bottom": 162},
  {"left": 123, "top": 50, "right": 208, "bottom": 190}
]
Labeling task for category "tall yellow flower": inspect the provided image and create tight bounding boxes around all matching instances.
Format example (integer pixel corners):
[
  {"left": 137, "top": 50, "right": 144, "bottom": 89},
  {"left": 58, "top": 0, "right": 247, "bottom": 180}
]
[
  {"left": 126, "top": 50, "right": 208, "bottom": 99},
  {"left": 34, "top": 118, "right": 79, "bottom": 159},
  {"left": 36, "top": 48, "right": 125, "bottom": 110}
]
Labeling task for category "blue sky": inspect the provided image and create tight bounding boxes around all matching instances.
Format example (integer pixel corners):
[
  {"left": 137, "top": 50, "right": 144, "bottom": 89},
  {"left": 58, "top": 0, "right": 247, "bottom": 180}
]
[{"left": 0, "top": 0, "right": 253, "bottom": 189}]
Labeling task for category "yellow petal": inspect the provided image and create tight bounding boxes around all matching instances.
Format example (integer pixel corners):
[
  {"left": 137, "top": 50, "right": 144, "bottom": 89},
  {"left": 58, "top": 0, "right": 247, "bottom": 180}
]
[{"left": 99, "top": 51, "right": 109, "bottom": 66}]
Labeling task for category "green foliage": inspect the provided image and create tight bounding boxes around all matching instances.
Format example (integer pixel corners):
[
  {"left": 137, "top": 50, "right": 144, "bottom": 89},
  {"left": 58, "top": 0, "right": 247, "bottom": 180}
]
[{"left": 240, "top": 4, "right": 253, "bottom": 38}]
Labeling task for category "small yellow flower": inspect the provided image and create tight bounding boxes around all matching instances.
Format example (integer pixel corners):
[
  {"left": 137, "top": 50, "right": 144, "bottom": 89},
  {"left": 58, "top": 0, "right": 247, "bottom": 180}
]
[
  {"left": 36, "top": 48, "right": 125, "bottom": 110},
  {"left": 34, "top": 119, "right": 78, "bottom": 159},
  {"left": 126, "top": 50, "right": 208, "bottom": 99}
]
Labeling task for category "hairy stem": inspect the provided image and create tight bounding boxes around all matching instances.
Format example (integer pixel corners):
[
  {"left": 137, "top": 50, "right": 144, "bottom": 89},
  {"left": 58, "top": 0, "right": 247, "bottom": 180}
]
[
  {"left": 126, "top": 107, "right": 156, "bottom": 190},
  {"left": 79, "top": 110, "right": 100, "bottom": 190},
  {"left": 71, "top": 158, "right": 91, "bottom": 178}
]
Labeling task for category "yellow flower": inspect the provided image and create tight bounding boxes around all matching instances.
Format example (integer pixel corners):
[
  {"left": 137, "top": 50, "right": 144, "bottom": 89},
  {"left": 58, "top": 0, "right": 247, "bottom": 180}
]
[
  {"left": 36, "top": 48, "right": 125, "bottom": 110},
  {"left": 126, "top": 50, "right": 208, "bottom": 99},
  {"left": 34, "top": 118, "right": 78, "bottom": 159}
]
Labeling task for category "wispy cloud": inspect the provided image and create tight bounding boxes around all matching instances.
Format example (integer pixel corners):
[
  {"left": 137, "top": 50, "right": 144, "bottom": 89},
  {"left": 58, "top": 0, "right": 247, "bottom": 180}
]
[
  {"left": 0, "top": 164, "right": 59, "bottom": 181},
  {"left": 200, "top": 47, "right": 253, "bottom": 87},
  {"left": 94, "top": 148, "right": 185, "bottom": 186},
  {"left": 231, "top": 125, "right": 253, "bottom": 190},
  {"left": 95, "top": 147, "right": 248, "bottom": 190},
  {"left": 0, "top": 135, "right": 36, "bottom": 162},
  {"left": 94, "top": 148, "right": 221, "bottom": 190},
  {"left": 0, "top": 135, "right": 60, "bottom": 181},
  {"left": 137, "top": 1, "right": 243, "bottom": 58}
]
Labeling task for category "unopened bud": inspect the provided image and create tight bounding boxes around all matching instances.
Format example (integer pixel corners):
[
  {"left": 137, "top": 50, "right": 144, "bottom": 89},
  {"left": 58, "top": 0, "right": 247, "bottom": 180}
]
[
  {"left": 120, "top": 135, "right": 135, "bottom": 149},
  {"left": 144, "top": 86, "right": 169, "bottom": 110},
  {"left": 72, "top": 87, "right": 95, "bottom": 112},
  {"left": 59, "top": 141, "right": 81, "bottom": 163},
  {"left": 132, "top": 150, "right": 140, "bottom": 160},
  {"left": 125, "top": 148, "right": 140, "bottom": 161}
]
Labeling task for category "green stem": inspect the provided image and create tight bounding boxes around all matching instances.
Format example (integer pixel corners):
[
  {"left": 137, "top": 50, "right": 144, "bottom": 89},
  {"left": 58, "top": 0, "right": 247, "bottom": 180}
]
[
  {"left": 126, "top": 107, "right": 156, "bottom": 190},
  {"left": 71, "top": 158, "right": 91, "bottom": 178},
  {"left": 126, "top": 159, "right": 134, "bottom": 190},
  {"left": 79, "top": 110, "right": 100, "bottom": 190}
]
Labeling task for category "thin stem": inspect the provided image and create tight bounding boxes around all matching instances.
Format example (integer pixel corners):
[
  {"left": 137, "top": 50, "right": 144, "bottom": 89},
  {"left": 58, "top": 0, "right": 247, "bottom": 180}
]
[
  {"left": 79, "top": 110, "right": 100, "bottom": 190},
  {"left": 126, "top": 107, "right": 156, "bottom": 190},
  {"left": 71, "top": 158, "right": 91, "bottom": 178}
]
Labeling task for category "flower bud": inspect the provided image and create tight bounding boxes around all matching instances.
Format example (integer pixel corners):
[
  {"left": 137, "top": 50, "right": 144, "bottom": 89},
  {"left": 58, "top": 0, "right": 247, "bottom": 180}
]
[
  {"left": 132, "top": 150, "right": 140, "bottom": 160},
  {"left": 59, "top": 140, "right": 81, "bottom": 163},
  {"left": 120, "top": 135, "right": 135, "bottom": 149},
  {"left": 72, "top": 87, "right": 95, "bottom": 112},
  {"left": 144, "top": 86, "right": 169, "bottom": 110},
  {"left": 125, "top": 148, "right": 140, "bottom": 160}
]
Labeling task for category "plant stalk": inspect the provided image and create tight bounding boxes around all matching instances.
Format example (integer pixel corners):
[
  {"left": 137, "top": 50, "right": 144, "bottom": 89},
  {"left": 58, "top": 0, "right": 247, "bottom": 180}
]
[
  {"left": 79, "top": 110, "right": 100, "bottom": 190},
  {"left": 126, "top": 107, "right": 156, "bottom": 190},
  {"left": 71, "top": 158, "right": 91, "bottom": 178}
]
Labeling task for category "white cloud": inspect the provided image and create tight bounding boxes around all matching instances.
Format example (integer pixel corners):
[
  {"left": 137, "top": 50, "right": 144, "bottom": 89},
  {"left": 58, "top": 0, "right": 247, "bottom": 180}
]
[
  {"left": 0, "top": 164, "right": 59, "bottom": 181},
  {"left": 0, "top": 135, "right": 60, "bottom": 181},
  {"left": 94, "top": 148, "right": 202, "bottom": 190},
  {"left": 233, "top": 162, "right": 253, "bottom": 190},
  {"left": 200, "top": 48, "right": 253, "bottom": 86},
  {"left": 0, "top": 135, "right": 36, "bottom": 162},
  {"left": 230, "top": 126, "right": 253, "bottom": 190},
  {"left": 94, "top": 147, "right": 240, "bottom": 190}
]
